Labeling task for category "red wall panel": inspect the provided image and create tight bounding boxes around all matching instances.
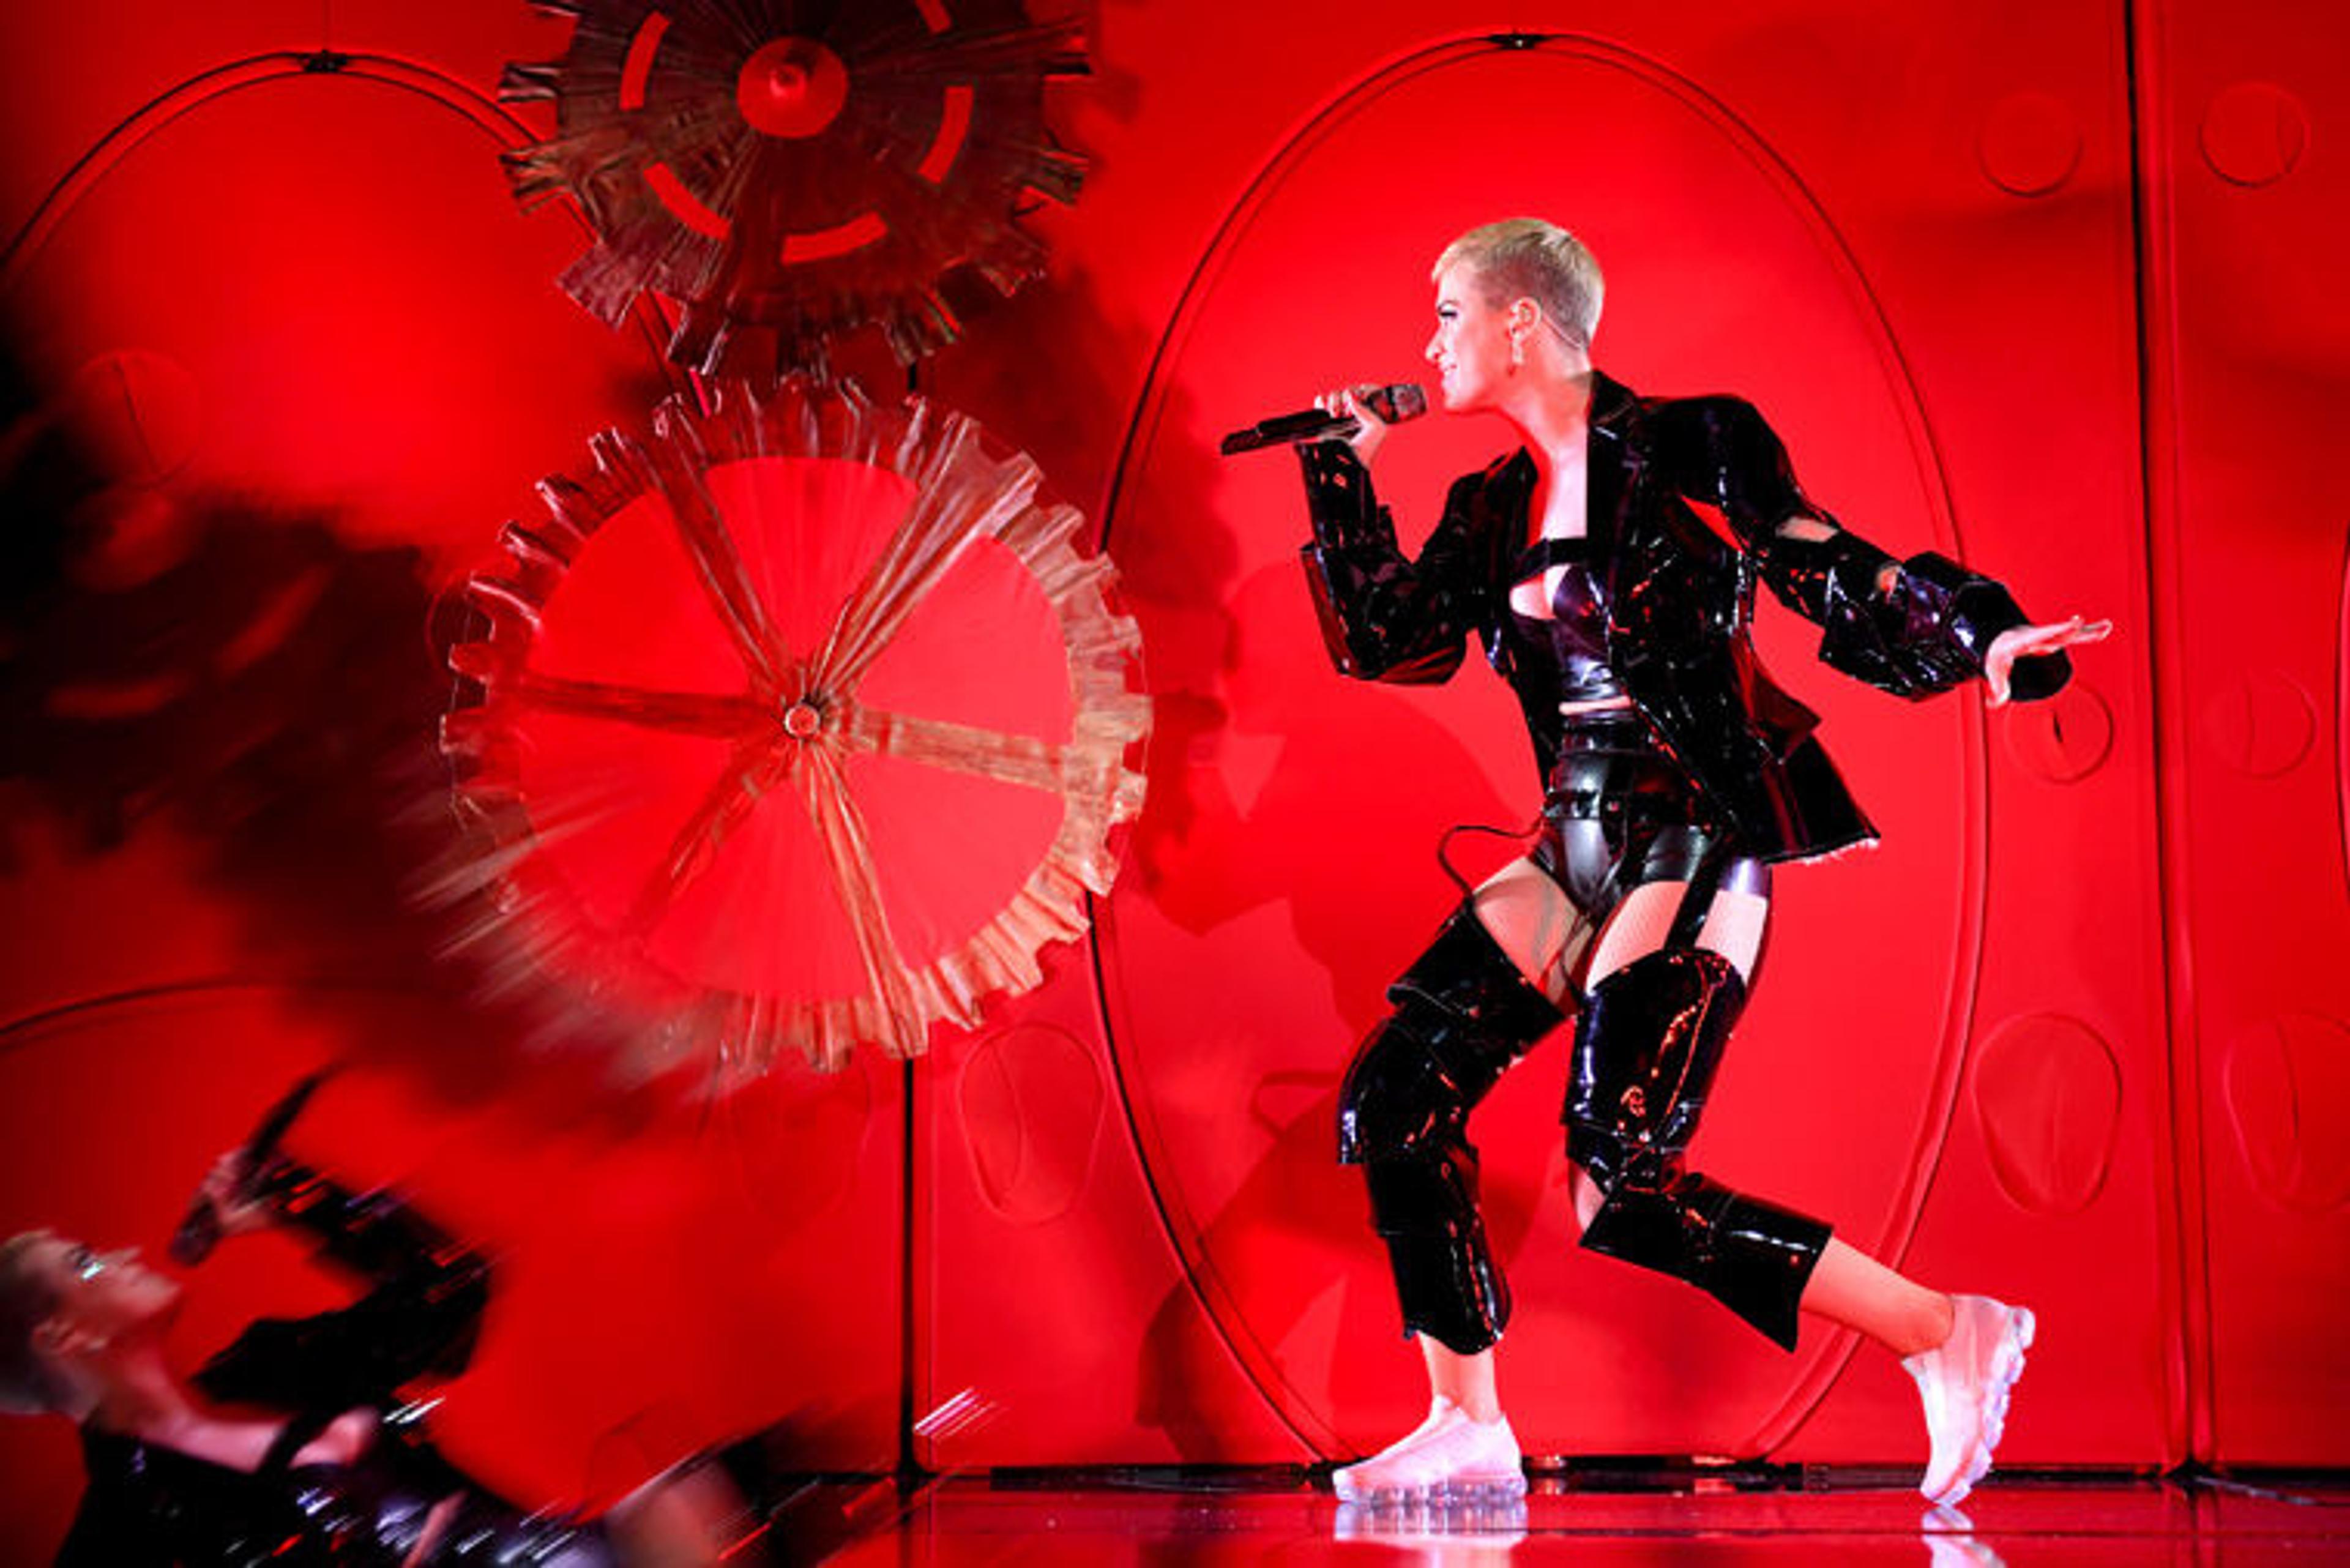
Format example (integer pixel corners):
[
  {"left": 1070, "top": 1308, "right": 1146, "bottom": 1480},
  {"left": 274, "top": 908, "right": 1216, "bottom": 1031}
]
[{"left": 2137, "top": 0, "right": 2350, "bottom": 1466}]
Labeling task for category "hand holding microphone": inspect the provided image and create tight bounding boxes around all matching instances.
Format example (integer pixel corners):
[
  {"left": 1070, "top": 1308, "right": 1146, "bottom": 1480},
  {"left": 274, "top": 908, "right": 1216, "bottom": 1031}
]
[
  {"left": 1219, "top": 382, "right": 1427, "bottom": 460},
  {"left": 170, "top": 1069, "right": 329, "bottom": 1265}
]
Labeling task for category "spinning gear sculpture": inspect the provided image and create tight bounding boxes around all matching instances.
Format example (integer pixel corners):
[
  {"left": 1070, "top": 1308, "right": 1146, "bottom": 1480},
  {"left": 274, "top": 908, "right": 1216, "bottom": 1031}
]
[
  {"left": 439, "top": 378, "right": 1147, "bottom": 1078},
  {"left": 502, "top": 0, "right": 1086, "bottom": 378}
]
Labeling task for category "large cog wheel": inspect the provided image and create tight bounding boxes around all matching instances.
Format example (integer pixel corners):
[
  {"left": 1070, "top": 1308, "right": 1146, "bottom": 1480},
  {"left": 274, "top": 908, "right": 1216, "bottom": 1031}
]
[
  {"left": 502, "top": 0, "right": 1086, "bottom": 379},
  {"left": 439, "top": 378, "right": 1147, "bottom": 1081}
]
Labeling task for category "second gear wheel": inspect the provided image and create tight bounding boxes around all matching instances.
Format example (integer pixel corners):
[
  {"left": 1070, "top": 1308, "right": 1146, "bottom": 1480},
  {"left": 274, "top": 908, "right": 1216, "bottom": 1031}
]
[{"left": 502, "top": 0, "right": 1087, "bottom": 379}]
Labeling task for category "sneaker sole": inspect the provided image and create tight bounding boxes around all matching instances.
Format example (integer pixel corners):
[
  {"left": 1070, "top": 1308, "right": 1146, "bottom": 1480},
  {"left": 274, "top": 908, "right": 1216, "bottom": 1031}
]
[{"left": 1333, "top": 1473, "right": 1528, "bottom": 1507}]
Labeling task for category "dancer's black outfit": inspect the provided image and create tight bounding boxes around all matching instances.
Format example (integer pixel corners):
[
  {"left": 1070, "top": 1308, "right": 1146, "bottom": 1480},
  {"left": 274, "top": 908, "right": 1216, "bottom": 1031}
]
[
  {"left": 1298, "top": 371, "right": 2070, "bottom": 1355},
  {"left": 58, "top": 1163, "right": 616, "bottom": 1567}
]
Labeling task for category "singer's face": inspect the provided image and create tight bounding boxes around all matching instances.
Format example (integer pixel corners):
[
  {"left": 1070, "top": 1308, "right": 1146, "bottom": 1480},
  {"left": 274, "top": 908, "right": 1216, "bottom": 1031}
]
[
  {"left": 17, "top": 1232, "right": 181, "bottom": 1342},
  {"left": 1425, "top": 264, "right": 1510, "bottom": 412}
]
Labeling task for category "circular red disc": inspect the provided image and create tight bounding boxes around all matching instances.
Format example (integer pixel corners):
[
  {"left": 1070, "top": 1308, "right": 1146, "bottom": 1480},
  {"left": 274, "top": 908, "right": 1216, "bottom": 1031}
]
[{"left": 736, "top": 38, "right": 850, "bottom": 140}]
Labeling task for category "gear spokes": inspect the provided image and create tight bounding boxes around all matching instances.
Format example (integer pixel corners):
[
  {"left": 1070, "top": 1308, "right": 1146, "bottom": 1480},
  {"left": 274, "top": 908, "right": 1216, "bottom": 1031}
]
[{"left": 439, "top": 377, "right": 1146, "bottom": 1081}]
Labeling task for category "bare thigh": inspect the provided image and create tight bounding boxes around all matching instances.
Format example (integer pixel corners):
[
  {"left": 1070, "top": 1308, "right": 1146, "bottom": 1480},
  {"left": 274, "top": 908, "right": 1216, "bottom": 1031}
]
[
  {"left": 1468, "top": 854, "right": 1587, "bottom": 1006},
  {"left": 1585, "top": 879, "right": 1770, "bottom": 988}
]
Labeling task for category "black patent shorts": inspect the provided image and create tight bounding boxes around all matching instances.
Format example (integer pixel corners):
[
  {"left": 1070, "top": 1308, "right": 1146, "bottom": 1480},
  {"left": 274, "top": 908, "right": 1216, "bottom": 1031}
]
[{"left": 1533, "top": 714, "right": 1767, "bottom": 924}]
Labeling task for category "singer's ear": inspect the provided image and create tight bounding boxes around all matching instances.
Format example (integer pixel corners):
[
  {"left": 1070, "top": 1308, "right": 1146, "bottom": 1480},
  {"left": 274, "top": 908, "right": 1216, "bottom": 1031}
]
[{"left": 32, "top": 1316, "right": 101, "bottom": 1365}]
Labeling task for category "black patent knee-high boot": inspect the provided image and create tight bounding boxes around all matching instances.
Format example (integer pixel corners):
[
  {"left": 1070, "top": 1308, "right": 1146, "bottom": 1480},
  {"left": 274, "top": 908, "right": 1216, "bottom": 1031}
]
[
  {"left": 1564, "top": 946, "right": 1830, "bottom": 1350},
  {"left": 1339, "top": 906, "right": 1564, "bottom": 1353}
]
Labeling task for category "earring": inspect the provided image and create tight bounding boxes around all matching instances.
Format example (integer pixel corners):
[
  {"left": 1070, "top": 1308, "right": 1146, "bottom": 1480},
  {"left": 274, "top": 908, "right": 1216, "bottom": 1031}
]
[{"left": 1509, "top": 335, "right": 1525, "bottom": 368}]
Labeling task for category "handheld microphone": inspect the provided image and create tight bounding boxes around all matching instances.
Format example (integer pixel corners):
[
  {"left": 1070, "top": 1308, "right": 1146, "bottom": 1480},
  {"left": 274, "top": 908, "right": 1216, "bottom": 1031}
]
[
  {"left": 1218, "top": 383, "right": 1427, "bottom": 456},
  {"left": 170, "top": 1069, "right": 330, "bottom": 1265}
]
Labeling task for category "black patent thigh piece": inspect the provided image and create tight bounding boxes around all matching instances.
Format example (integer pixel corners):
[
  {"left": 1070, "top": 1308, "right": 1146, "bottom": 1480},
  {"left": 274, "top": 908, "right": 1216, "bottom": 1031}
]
[
  {"left": 1564, "top": 947, "right": 1830, "bottom": 1350},
  {"left": 1564, "top": 947, "right": 1744, "bottom": 1178},
  {"left": 1389, "top": 902, "right": 1570, "bottom": 1049},
  {"left": 1339, "top": 907, "right": 1564, "bottom": 1162},
  {"left": 1338, "top": 906, "right": 1564, "bottom": 1354}
]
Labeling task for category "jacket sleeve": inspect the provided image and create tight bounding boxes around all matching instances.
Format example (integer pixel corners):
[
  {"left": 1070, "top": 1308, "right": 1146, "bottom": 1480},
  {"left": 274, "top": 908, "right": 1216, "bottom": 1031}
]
[
  {"left": 1663, "top": 395, "right": 2070, "bottom": 703},
  {"left": 1292, "top": 441, "right": 1481, "bottom": 683},
  {"left": 191, "top": 1160, "right": 493, "bottom": 1414}
]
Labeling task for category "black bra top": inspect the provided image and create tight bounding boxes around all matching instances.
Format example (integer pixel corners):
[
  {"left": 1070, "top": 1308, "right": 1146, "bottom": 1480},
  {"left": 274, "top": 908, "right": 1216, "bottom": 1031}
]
[{"left": 1508, "top": 535, "right": 1625, "bottom": 706}]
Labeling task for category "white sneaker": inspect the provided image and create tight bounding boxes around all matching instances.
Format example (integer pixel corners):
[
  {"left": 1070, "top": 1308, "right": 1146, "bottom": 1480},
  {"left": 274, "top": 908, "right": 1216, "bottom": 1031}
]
[
  {"left": 1332, "top": 1397, "right": 1526, "bottom": 1504},
  {"left": 1903, "top": 1294, "right": 2035, "bottom": 1507}
]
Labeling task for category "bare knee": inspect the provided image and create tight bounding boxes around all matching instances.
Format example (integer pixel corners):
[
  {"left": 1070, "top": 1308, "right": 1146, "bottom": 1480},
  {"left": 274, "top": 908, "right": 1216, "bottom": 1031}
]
[{"left": 1569, "top": 1168, "right": 1604, "bottom": 1231}]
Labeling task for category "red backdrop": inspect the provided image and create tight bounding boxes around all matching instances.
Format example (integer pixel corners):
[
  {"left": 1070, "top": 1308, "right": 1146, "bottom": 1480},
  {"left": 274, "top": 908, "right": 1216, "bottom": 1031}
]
[{"left": 2, "top": 0, "right": 2344, "bottom": 1558}]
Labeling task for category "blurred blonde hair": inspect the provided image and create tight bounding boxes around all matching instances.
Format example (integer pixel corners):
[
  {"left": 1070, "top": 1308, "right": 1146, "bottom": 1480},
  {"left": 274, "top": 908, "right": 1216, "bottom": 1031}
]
[{"left": 0, "top": 1233, "right": 69, "bottom": 1414}]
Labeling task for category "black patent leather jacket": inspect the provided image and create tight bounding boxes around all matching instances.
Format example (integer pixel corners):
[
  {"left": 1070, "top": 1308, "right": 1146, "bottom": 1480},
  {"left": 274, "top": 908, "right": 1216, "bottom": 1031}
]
[
  {"left": 57, "top": 1167, "right": 609, "bottom": 1566},
  {"left": 1295, "top": 371, "right": 2071, "bottom": 861}
]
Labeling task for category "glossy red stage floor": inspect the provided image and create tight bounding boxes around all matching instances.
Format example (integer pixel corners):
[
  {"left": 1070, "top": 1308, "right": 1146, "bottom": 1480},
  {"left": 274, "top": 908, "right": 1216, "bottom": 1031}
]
[{"left": 782, "top": 1470, "right": 2350, "bottom": 1565}]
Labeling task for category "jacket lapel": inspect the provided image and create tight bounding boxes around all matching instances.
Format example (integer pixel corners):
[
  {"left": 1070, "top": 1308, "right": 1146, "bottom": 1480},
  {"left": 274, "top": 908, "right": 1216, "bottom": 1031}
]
[{"left": 1586, "top": 371, "right": 1646, "bottom": 608}]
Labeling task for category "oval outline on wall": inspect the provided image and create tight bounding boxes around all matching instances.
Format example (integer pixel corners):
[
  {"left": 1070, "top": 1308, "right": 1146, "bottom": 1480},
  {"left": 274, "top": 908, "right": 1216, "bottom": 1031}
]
[{"left": 1094, "top": 31, "right": 1993, "bottom": 1462}]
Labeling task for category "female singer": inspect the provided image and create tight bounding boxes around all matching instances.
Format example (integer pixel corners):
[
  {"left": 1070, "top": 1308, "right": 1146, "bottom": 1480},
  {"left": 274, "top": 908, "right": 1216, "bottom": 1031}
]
[{"left": 1292, "top": 217, "right": 2109, "bottom": 1506}]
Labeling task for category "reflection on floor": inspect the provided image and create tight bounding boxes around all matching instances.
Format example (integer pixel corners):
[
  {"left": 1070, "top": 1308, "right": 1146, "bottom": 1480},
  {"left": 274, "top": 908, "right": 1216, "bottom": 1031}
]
[{"left": 769, "top": 1468, "right": 2350, "bottom": 1565}]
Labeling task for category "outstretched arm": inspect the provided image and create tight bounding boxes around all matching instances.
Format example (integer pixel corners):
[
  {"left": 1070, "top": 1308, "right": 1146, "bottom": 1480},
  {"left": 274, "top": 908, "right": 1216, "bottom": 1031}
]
[
  {"left": 1763, "top": 512, "right": 2106, "bottom": 703},
  {"left": 1660, "top": 396, "right": 2106, "bottom": 702}
]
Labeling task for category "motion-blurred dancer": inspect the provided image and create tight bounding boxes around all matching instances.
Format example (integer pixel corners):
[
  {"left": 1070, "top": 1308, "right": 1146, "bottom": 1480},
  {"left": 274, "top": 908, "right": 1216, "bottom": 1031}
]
[{"left": 2, "top": 1148, "right": 761, "bottom": 1564}]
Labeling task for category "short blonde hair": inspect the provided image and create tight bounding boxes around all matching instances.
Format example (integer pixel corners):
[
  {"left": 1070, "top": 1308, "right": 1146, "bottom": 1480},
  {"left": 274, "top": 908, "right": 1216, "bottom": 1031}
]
[
  {"left": 0, "top": 1233, "right": 68, "bottom": 1414},
  {"left": 1433, "top": 218, "right": 1605, "bottom": 350}
]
